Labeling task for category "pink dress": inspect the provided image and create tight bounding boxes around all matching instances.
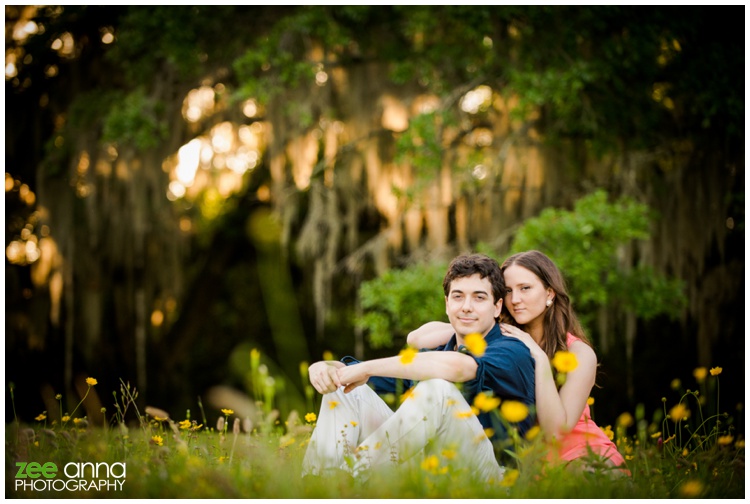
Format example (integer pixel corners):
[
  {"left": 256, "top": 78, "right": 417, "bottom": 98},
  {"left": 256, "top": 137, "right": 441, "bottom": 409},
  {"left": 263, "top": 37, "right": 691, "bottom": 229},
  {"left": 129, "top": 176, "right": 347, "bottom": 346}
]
[{"left": 551, "top": 334, "right": 626, "bottom": 467}]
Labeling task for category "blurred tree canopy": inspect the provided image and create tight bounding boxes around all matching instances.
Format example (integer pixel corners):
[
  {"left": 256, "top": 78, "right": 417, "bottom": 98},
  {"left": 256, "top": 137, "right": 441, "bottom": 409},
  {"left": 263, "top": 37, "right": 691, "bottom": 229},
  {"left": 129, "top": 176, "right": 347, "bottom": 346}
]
[{"left": 5, "top": 6, "right": 743, "bottom": 424}]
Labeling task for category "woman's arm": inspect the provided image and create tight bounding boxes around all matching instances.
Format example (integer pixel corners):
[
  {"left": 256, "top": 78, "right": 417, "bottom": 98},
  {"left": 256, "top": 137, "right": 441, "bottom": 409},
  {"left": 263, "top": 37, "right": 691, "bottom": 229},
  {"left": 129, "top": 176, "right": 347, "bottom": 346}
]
[
  {"left": 406, "top": 321, "right": 454, "bottom": 349},
  {"left": 500, "top": 324, "right": 596, "bottom": 440}
]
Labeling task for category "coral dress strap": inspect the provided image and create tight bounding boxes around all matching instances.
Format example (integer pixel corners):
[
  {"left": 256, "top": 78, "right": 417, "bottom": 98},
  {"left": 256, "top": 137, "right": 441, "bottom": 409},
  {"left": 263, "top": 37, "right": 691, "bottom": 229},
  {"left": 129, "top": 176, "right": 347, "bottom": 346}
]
[{"left": 566, "top": 332, "right": 580, "bottom": 347}]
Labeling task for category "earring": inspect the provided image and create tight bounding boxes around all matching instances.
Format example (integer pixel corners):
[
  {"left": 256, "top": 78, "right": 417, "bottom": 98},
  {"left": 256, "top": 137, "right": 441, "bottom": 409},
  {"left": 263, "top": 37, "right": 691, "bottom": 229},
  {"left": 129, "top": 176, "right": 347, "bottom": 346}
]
[{"left": 546, "top": 299, "right": 552, "bottom": 307}]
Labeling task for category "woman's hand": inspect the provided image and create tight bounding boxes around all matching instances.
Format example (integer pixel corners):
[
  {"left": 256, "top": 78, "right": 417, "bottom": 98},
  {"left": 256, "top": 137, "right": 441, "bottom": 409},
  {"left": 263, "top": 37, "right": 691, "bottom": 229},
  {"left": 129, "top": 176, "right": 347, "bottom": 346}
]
[
  {"left": 500, "top": 323, "right": 543, "bottom": 356},
  {"left": 308, "top": 361, "right": 344, "bottom": 395}
]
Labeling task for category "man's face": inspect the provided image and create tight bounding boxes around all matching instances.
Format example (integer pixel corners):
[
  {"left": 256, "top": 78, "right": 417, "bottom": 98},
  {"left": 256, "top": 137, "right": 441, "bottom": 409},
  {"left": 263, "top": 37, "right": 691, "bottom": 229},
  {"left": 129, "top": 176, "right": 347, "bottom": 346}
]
[{"left": 445, "top": 273, "right": 503, "bottom": 339}]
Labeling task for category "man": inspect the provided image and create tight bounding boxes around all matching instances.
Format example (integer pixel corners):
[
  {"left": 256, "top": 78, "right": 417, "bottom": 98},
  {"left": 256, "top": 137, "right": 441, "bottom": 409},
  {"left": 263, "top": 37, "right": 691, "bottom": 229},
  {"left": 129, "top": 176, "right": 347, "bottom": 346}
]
[{"left": 302, "top": 254, "right": 535, "bottom": 481}]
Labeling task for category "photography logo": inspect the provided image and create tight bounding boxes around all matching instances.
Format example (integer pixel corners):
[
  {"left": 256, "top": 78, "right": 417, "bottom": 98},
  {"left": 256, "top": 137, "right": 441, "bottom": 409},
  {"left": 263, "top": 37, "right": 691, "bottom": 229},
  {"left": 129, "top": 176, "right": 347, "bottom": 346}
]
[{"left": 15, "top": 461, "right": 126, "bottom": 492}]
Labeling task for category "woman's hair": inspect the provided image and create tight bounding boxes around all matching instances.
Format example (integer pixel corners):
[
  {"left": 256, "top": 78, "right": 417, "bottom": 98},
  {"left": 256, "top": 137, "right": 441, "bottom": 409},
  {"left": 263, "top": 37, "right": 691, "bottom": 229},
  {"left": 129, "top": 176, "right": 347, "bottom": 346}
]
[{"left": 500, "top": 250, "right": 592, "bottom": 359}]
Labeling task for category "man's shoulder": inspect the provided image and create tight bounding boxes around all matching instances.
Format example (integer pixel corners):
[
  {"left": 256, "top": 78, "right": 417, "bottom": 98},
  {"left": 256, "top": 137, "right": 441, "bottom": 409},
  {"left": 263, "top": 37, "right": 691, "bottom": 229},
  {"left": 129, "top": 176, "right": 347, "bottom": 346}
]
[
  {"left": 488, "top": 333, "right": 526, "bottom": 348},
  {"left": 486, "top": 334, "right": 533, "bottom": 357}
]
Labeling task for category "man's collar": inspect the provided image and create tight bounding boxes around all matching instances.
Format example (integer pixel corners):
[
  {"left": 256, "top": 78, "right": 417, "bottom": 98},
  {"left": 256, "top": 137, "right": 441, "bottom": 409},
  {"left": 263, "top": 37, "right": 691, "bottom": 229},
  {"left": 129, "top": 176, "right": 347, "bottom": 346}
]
[{"left": 444, "top": 323, "right": 501, "bottom": 351}]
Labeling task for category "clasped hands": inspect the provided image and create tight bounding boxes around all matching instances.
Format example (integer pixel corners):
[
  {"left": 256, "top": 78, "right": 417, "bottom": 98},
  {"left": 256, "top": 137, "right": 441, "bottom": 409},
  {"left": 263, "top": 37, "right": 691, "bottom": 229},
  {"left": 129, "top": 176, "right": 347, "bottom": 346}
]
[{"left": 308, "top": 360, "right": 369, "bottom": 395}]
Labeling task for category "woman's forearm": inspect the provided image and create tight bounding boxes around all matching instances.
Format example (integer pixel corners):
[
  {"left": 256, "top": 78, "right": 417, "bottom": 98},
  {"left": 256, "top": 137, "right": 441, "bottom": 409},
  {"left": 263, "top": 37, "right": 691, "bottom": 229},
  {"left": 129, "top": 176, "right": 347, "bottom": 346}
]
[
  {"left": 532, "top": 346, "right": 596, "bottom": 440},
  {"left": 531, "top": 350, "right": 573, "bottom": 439},
  {"left": 406, "top": 321, "right": 454, "bottom": 349}
]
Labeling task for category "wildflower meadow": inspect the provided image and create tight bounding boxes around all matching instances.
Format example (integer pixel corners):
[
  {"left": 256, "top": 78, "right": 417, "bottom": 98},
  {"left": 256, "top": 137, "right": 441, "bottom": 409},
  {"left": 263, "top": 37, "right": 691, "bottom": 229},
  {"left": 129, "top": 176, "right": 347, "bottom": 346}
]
[{"left": 5, "top": 351, "right": 744, "bottom": 499}]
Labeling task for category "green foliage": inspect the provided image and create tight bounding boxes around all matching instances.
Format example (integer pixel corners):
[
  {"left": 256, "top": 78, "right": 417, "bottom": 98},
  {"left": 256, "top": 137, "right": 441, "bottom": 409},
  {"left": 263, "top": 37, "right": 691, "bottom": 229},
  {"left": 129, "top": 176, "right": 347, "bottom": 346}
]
[
  {"left": 510, "top": 189, "right": 686, "bottom": 331},
  {"left": 355, "top": 190, "right": 685, "bottom": 348},
  {"left": 356, "top": 262, "right": 448, "bottom": 348},
  {"left": 101, "top": 88, "right": 168, "bottom": 150}
]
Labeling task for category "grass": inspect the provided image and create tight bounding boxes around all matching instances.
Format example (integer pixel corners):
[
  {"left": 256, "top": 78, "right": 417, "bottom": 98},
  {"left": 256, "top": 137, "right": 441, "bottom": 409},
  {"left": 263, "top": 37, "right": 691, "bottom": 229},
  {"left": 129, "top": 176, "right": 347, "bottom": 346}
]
[{"left": 5, "top": 366, "right": 745, "bottom": 499}]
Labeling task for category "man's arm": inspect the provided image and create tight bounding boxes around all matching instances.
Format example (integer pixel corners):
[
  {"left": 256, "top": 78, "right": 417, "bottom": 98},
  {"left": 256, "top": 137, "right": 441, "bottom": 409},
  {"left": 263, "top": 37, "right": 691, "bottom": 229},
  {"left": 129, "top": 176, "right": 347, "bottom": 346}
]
[{"left": 336, "top": 351, "right": 478, "bottom": 393}]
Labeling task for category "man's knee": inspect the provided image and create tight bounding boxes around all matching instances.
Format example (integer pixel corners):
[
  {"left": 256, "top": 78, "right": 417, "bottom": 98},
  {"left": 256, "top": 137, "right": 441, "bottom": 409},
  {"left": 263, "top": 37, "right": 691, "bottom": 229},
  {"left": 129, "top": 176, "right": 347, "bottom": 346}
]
[{"left": 415, "top": 378, "right": 459, "bottom": 398}]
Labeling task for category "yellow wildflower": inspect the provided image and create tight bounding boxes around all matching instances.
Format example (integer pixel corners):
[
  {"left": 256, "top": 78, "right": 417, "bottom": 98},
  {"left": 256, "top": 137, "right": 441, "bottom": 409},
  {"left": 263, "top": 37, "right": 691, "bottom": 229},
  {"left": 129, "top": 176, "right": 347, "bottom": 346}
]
[
  {"left": 669, "top": 403, "right": 690, "bottom": 422},
  {"left": 421, "top": 455, "right": 440, "bottom": 474},
  {"left": 678, "top": 480, "right": 704, "bottom": 498},
  {"left": 735, "top": 440, "right": 744, "bottom": 449},
  {"left": 279, "top": 435, "right": 295, "bottom": 448},
  {"left": 61, "top": 415, "right": 70, "bottom": 423},
  {"left": 525, "top": 425, "right": 541, "bottom": 441},
  {"left": 717, "top": 435, "right": 734, "bottom": 445},
  {"left": 617, "top": 412, "right": 634, "bottom": 428},
  {"left": 151, "top": 435, "right": 163, "bottom": 446},
  {"left": 35, "top": 413, "right": 47, "bottom": 421},
  {"left": 500, "top": 401, "right": 529, "bottom": 423},
  {"left": 328, "top": 400, "right": 339, "bottom": 410},
  {"left": 710, "top": 367, "right": 723, "bottom": 376},
  {"left": 350, "top": 421, "right": 358, "bottom": 427},
  {"left": 473, "top": 392, "right": 501, "bottom": 413},
  {"left": 651, "top": 431, "right": 662, "bottom": 439},
  {"left": 670, "top": 378, "right": 681, "bottom": 390},
  {"left": 85, "top": 377, "right": 97, "bottom": 386},
  {"left": 551, "top": 350, "right": 578, "bottom": 373},
  {"left": 305, "top": 412, "right": 317, "bottom": 423},
  {"left": 464, "top": 333, "right": 486, "bottom": 357},
  {"left": 145, "top": 406, "right": 170, "bottom": 420},
  {"left": 399, "top": 347, "right": 418, "bottom": 364},
  {"left": 322, "top": 350, "right": 334, "bottom": 361},
  {"left": 484, "top": 428, "right": 495, "bottom": 438},
  {"left": 587, "top": 397, "right": 595, "bottom": 406},
  {"left": 55, "top": 394, "right": 62, "bottom": 400},
  {"left": 663, "top": 434, "right": 676, "bottom": 444},
  {"left": 221, "top": 409, "right": 234, "bottom": 416},
  {"left": 693, "top": 367, "right": 707, "bottom": 382},
  {"left": 601, "top": 425, "right": 615, "bottom": 441},
  {"left": 441, "top": 449, "right": 457, "bottom": 460},
  {"left": 179, "top": 419, "right": 192, "bottom": 430},
  {"left": 500, "top": 468, "right": 520, "bottom": 487},
  {"left": 218, "top": 456, "right": 229, "bottom": 463}
]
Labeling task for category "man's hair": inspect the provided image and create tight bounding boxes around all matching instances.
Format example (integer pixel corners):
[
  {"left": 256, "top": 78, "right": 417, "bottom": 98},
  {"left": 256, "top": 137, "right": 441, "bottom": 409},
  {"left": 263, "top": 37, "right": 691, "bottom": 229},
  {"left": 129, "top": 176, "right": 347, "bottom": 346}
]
[{"left": 442, "top": 254, "right": 505, "bottom": 302}]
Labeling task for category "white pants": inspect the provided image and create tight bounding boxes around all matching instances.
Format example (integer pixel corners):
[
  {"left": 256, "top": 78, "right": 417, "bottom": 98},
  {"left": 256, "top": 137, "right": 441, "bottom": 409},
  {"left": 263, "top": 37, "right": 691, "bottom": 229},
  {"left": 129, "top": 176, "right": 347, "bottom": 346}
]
[{"left": 301, "top": 379, "right": 504, "bottom": 482}]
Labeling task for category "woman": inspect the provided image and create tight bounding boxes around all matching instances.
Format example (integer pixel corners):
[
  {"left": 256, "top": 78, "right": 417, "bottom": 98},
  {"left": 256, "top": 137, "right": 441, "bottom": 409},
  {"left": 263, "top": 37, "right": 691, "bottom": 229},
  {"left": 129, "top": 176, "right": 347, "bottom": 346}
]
[{"left": 407, "top": 250, "right": 626, "bottom": 471}]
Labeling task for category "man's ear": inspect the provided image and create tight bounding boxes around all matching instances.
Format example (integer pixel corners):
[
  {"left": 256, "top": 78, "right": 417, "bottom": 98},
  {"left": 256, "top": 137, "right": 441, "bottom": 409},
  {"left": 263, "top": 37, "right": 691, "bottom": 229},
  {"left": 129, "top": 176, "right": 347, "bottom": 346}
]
[
  {"left": 493, "top": 298, "right": 503, "bottom": 319},
  {"left": 445, "top": 296, "right": 449, "bottom": 317}
]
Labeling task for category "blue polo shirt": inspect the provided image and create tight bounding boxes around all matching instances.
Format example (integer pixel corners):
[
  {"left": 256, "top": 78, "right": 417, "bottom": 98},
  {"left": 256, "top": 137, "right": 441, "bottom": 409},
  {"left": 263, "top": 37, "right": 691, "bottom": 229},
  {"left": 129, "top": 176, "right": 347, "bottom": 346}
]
[{"left": 341, "top": 323, "right": 536, "bottom": 445}]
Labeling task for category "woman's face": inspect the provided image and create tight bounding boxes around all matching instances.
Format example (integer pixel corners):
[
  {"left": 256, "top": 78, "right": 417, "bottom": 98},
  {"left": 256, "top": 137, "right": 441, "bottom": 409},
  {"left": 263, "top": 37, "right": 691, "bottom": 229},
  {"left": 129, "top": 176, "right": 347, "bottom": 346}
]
[{"left": 503, "top": 264, "right": 553, "bottom": 329}]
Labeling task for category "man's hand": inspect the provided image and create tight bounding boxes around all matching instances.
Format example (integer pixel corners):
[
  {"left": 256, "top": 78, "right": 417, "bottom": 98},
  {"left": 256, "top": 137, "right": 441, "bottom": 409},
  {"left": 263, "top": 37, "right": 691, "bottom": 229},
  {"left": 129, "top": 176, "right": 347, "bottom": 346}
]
[
  {"left": 308, "top": 361, "right": 344, "bottom": 394},
  {"left": 336, "top": 363, "right": 370, "bottom": 393}
]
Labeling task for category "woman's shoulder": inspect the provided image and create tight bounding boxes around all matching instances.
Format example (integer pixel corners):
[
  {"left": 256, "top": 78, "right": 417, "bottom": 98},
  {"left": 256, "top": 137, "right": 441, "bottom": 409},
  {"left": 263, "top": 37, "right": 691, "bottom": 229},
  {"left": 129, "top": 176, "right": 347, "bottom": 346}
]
[{"left": 567, "top": 333, "right": 597, "bottom": 365}]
